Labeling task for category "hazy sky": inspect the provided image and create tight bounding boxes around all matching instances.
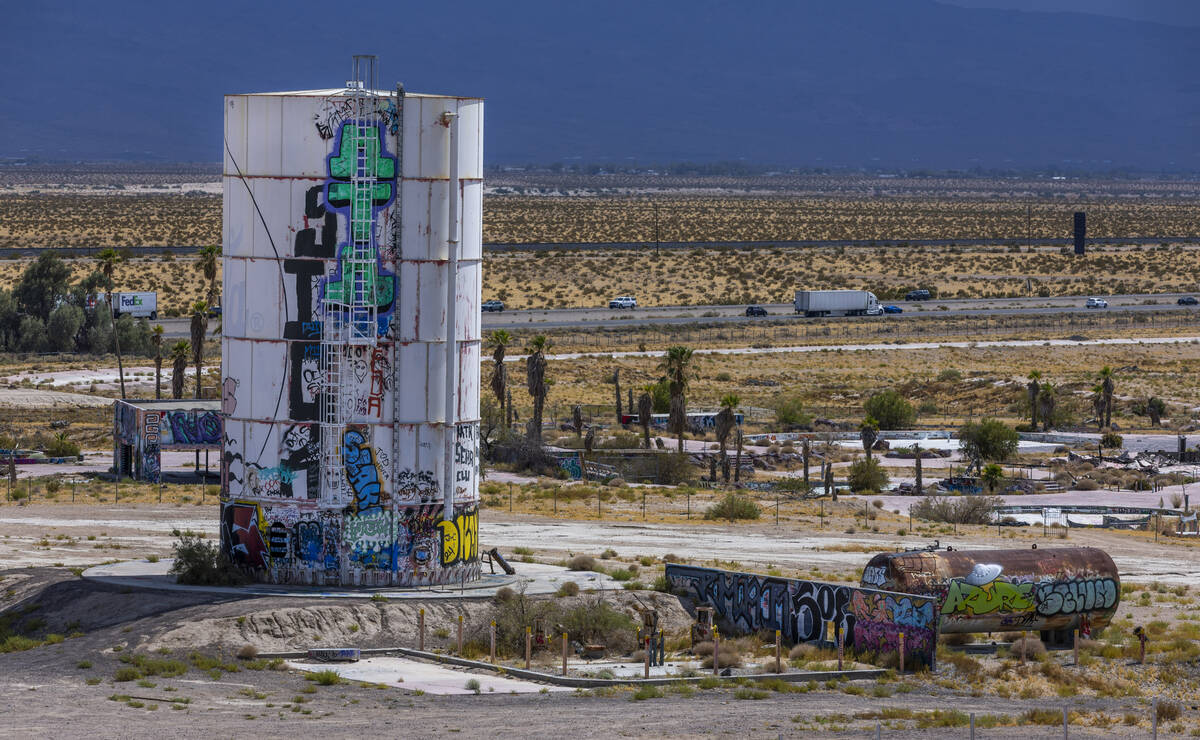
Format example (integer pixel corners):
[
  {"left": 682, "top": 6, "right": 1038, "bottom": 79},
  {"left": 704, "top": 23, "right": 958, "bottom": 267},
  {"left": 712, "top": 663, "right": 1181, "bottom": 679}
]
[{"left": 938, "top": 0, "right": 1200, "bottom": 26}]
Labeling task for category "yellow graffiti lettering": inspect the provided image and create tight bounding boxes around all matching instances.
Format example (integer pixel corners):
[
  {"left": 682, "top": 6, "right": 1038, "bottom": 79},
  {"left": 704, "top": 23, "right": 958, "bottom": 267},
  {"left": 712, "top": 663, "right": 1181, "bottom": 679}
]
[{"left": 437, "top": 509, "right": 478, "bottom": 567}]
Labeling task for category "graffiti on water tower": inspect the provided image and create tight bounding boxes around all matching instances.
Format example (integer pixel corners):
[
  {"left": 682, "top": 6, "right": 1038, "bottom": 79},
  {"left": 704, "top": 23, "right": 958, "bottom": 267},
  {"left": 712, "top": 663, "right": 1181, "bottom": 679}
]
[{"left": 222, "top": 89, "right": 482, "bottom": 587}]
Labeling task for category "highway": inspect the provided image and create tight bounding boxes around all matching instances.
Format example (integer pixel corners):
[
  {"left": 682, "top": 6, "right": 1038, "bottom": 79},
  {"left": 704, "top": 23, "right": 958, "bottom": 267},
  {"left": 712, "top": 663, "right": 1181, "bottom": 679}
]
[
  {"left": 481, "top": 293, "right": 1200, "bottom": 331},
  {"left": 155, "top": 293, "right": 1200, "bottom": 338}
]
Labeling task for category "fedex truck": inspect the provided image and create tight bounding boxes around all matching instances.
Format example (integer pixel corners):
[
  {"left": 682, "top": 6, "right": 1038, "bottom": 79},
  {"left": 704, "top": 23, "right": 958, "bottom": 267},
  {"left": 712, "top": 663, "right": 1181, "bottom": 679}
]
[
  {"left": 112, "top": 292, "right": 158, "bottom": 320},
  {"left": 794, "top": 290, "right": 880, "bottom": 317}
]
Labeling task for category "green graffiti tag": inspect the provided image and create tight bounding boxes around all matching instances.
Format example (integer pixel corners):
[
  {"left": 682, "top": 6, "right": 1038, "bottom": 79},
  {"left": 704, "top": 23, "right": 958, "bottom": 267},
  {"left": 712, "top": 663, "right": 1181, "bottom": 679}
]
[
  {"left": 941, "top": 579, "right": 1035, "bottom": 617},
  {"left": 324, "top": 122, "right": 395, "bottom": 309}
]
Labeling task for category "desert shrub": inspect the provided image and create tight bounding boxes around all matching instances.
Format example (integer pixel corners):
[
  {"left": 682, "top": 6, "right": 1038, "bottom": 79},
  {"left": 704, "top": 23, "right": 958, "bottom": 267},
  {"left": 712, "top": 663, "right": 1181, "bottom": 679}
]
[
  {"left": 630, "top": 452, "right": 696, "bottom": 485},
  {"left": 1100, "top": 431, "right": 1123, "bottom": 450},
  {"left": 864, "top": 390, "right": 915, "bottom": 429},
  {"left": 847, "top": 458, "right": 889, "bottom": 492},
  {"left": 936, "top": 368, "right": 962, "bottom": 382},
  {"left": 556, "top": 581, "right": 580, "bottom": 597},
  {"left": 236, "top": 644, "right": 258, "bottom": 660},
  {"left": 168, "top": 530, "right": 249, "bottom": 586},
  {"left": 774, "top": 395, "right": 812, "bottom": 428},
  {"left": 940, "top": 633, "right": 973, "bottom": 646},
  {"left": 305, "top": 669, "right": 344, "bottom": 686},
  {"left": 910, "top": 495, "right": 1001, "bottom": 525},
  {"left": 958, "top": 418, "right": 1019, "bottom": 465},
  {"left": 559, "top": 597, "right": 637, "bottom": 654},
  {"left": 704, "top": 493, "right": 760, "bottom": 520},
  {"left": 1009, "top": 636, "right": 1046, "bottom": 658},
  {"left": 487, "top": 433, "right": 560, "bottom": 475},
  {"left": 43, "top": 436, "right": 80, "bottom": 458},
  {"left": 567, "top": 555, "right": 598, "bottom": 571},
  {"left": 701, "top": 650, "right": 741, "bottom": 669},
  {"left": 1156, "top": 701, "right": 1181, "bottom": 722},
  {"left": 493, "top": 586, "right": 515, "bottom": 603}
]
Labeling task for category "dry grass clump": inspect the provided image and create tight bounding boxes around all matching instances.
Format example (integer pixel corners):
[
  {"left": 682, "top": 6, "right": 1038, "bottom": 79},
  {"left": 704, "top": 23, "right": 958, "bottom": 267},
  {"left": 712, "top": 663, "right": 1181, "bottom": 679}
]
[
  {"left": 1009, "top": 636, "right": 1047, "bottom": 659},
  {"left": 701, "top": 650, "right": 742, "bottom": 669},
  {"left": 567, "top": 554, "right": 599, "bottom": 571}
]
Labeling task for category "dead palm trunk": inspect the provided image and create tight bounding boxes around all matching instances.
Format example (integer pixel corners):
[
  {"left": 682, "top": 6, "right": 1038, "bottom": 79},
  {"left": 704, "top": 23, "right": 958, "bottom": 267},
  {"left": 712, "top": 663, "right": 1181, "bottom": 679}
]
[
  {"left": 733, "top": 426, "right": 743, "bottom": 483},
  {"left": 613, "top": 369, "right": 622, "bottom": 425},
  {"left": 914, "top": 446, "right": 923, "bottom": 495},
  {"left": 802, "top": 438, "right": 810, "bottom": 490},
  {"left": 1027, "top": 380, "right": 1040, "bottom": 429},
  {"left": 638, "top": 392, "right": 652, "bottom": 449},
  {"left": 108, "top": 291, "right": 126, "bottom": 399}
]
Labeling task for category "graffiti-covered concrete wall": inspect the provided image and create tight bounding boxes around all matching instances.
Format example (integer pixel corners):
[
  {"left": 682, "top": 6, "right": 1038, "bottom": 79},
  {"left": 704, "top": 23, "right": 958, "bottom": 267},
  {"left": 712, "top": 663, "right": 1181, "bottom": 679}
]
[
  {"left": 221, "top": 87, "right": 483, "bottom": 587},
  {"left": 113, "top": 399, "right": 222, "bottom": 482},
  {"left": 665, "top": 564, "right": 938, "bottom": 669}
]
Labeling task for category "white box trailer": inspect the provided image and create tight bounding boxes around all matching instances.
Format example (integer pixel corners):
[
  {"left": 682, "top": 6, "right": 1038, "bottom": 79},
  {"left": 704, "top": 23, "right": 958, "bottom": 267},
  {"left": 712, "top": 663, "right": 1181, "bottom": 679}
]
[
  {"left": 112, "top": 291, "right": 158, "bottom": 319},
  {"left": 794, "top": 290, "right": 879, "bottom": 317}
]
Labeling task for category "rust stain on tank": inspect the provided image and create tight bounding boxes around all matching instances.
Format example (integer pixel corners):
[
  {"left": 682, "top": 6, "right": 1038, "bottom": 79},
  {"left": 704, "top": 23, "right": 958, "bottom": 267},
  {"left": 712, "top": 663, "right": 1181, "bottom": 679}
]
[{"left": 861, "top": 547, "right": 1120, "bottom": 635}]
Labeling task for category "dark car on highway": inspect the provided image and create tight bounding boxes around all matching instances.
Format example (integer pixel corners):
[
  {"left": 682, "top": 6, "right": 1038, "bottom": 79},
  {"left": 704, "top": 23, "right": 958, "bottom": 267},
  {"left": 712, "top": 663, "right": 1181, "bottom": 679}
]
[
  {"left": 1179, "top": 296, "right": 1198, "bottom": 305},
  {"left": 481, "top": 300, "right": 504, "bottom": 312},
  {"left": 905, "top": 289, "right": 932, "bottom": 301},
  {"left": 882, "top": 305, "right": 902, "bottom": 314},
  {"left": 745, "top": 305, "right": 768, "bottom": 317}
]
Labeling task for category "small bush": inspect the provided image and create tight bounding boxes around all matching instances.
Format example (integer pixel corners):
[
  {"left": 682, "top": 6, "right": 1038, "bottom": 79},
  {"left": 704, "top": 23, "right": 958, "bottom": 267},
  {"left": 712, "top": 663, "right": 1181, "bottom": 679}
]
[
  {"left": 114, "top": 667, "right": 141, "bottom": 682},
  {"left": 465, "top": 678, "right": 481, "bottom": 694},
  {"left": 701, "top": 650, "right": 742, "bottom": 669},
  {"left": 704, "top": 493, "right": 760, "bottom": 520},
  {"left": 556, "top": 581, "right": 580, "bottom": 597},
  {"left": 631, "top": 685, "right": 663, "bottom": 701},
  {"left": 567, "top": 555, "right": 598, "bottom": 572},
  {"left": 910, "top": 495, "right": 1001, "bottom": 525},
  {"left": 236, "top": 644, "right": 258, "bottom": 660},
  {"left": 305, "top": 670, "right": 344, "bottom": 686},
  {"left": 1156, "top": 701, "right": 1181, "bottom": 722},
  {"left": 847, "top": 458, "right": 889, "bottom": 492},
  {"left": 1009, "top": 636, "right": 1047, "bottom": 658},
  {"left": 168, "top": 530, "right": 248, "bottom": 586}
]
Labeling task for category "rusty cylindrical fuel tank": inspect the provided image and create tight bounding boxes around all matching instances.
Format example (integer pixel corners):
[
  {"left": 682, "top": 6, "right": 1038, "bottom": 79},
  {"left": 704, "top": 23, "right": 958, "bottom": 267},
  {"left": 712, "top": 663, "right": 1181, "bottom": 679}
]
[{"left": 860, "top": 547, "right": 1119, "bottom": 637}]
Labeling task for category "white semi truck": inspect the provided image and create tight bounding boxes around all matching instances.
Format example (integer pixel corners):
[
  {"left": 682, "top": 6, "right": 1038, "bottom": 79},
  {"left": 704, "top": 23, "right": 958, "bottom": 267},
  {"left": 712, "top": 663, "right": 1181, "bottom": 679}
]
[{"left": 794, "top": 290, "right": 880, "bottom": 317}]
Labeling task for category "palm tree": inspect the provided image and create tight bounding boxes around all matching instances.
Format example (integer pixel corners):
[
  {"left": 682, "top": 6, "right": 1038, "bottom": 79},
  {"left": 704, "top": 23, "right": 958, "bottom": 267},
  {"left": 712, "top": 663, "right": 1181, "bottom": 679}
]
[
  {"left": 169, "top": 341, "right": 190, "bottom": 399},
  {"left": 525, "top": 335, "right": 549, "bottom": 443},
  {"left": 1090, "top": 384, "right": 1106, "bottom": 431},
  {"left": 715, "top": 394, "right": 740, "bottom": 483},
  {"left": 151, "top": 324, "right": 164, "bottom": 400},
  {"left": 860, "top": 416, "right": 879, "bottom": 461},
  {"left": 572, "top": 404, "right": 583, "bottom": 439},
  {"left": 1099, "top": 366, "right": 1115, "bottom": 428},
  {"left": 196, "top": 245, "right": 221, "bottom": 306},
  {"left": 488, "top": 330, "right": 510, "bottom": 422},
  {"left": 1037, "top": 383, "right": 1057, "bottom": 432},
  {"left": 658, "top": 345, "right": 695, "bottom": 452},
  {"left": 637, "top": 391, "right": 653, "bottom": 449},
  {"left": 1026, "top": 370, "right": 1042, "bottom": 429},
  {"left": 190, "top": 301, "right": 209, "bottom": 398},
  {"left": 981, "top": 463, "right": 1004, "bottom": 493},
  {"left": 96, "top": 248, "right": 126, "bottom": 399}
]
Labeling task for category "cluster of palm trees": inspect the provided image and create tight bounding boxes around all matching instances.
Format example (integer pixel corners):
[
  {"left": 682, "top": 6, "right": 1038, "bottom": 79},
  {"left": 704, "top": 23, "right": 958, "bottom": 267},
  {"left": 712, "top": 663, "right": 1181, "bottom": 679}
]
[
  {"left": 1028, "top": 367, "right": 1124, "bottom": 433},
  {"left": 485, "top": 335, "right": 741, "bottom": 474},
  {"left": 101, "top": 245, "right": 220, "bottom": 401}
]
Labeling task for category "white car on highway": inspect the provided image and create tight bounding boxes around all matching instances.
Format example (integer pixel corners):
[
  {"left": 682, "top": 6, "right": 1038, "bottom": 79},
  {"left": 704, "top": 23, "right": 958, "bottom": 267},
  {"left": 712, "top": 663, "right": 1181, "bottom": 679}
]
[
  {"left": 1086, "top": 297, "right": 1109, "bottom": 309},
  {"left": 608, "top": 296, "right": 637, "bottom": 309}
]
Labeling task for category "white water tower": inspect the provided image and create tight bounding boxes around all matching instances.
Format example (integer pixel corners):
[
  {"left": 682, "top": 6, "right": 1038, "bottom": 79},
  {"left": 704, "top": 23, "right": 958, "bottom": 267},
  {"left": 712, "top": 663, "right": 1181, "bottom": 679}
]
[{"left": 221, "top": 57, "right": 483, "bottom": 586}]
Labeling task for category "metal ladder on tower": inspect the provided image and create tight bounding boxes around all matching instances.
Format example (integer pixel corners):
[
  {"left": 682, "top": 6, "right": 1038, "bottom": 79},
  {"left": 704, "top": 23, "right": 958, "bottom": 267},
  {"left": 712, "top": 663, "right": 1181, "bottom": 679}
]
[{"left": 319, "top": 55, "right": 381, "bottom": 506}]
